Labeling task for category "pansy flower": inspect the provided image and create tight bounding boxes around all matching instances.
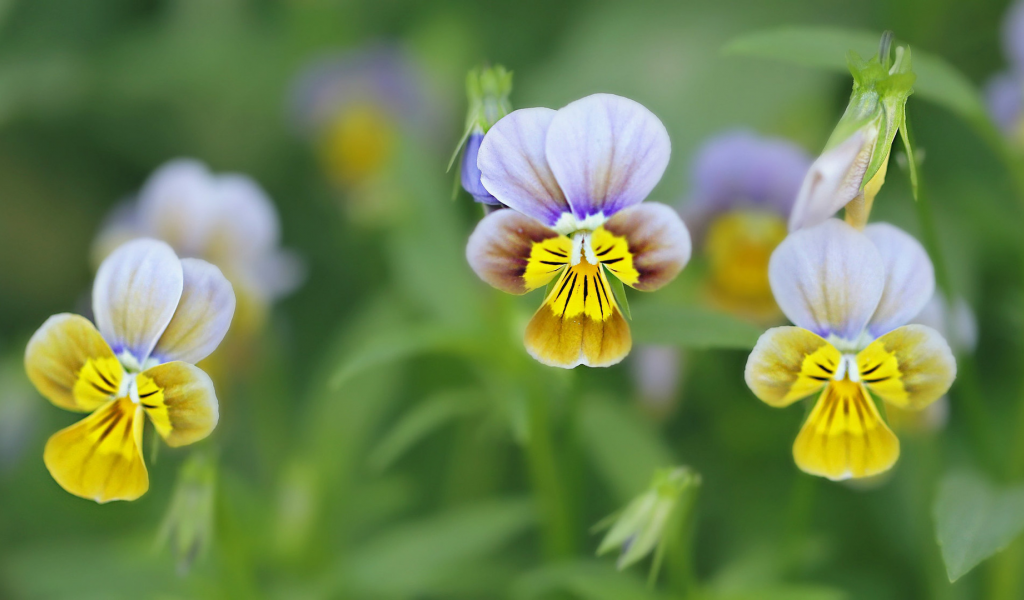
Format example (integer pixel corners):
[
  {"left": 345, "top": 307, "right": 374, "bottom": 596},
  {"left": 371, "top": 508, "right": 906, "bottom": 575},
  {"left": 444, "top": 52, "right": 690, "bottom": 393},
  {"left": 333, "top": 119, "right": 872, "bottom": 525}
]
[
  {"left": 467, "top": 93, "right": 691, "bottom": 368},
  {"left": 289, "top": 43, "right": 429, "bottom": 189},
  {"left": 683, "top": 130, "right": 810, "bottom": 319},
  {"left": 745, "top": 219, "right": 956, "bottom": 480},
  {"left": 25, "top": 239, "right": 234, "bottom": 502},
  {"left": 986, "top": 1, "right": 1024, "bottom": 143},
  {"left": 93, "top": 159, "right": 302, "bottom": 333}
]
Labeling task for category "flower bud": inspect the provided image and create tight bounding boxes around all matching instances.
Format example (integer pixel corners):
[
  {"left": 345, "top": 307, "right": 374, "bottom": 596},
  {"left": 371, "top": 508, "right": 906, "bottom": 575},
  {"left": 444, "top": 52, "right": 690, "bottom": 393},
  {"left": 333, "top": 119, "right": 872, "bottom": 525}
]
[
  {"left": 455, "top": 65, "right": 513, "bottom": 205},
  {"left": 596, "top": 466, "right": 701, "bottom": 570},
  {"left": 789, "top": 33, "right": 915, "bottom": 231},
  {"left": 156, "top": 452, "right": 217, "bottom": 575}
]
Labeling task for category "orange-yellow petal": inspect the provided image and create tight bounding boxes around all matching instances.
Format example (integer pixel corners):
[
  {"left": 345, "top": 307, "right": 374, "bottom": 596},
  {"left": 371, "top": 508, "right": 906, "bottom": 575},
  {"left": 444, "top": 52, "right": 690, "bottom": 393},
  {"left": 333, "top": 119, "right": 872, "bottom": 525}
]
[
  {"left": 524, "top": 262, "right": 631, "bottom": 368},
  {"left": 43, "top": 397, "right": 148, "bottom": 502},
  {"left": 792, "top": 380, "right": 900, "bottom": 480},
  {"left": 744, "top": 327, "right": 840, "bottom": 408},
  {"left": 25, "top": 314, "right": 121, "bottom": 412},
  {"left": 140, "top": 362, "right": 219, "bottom": 448}
]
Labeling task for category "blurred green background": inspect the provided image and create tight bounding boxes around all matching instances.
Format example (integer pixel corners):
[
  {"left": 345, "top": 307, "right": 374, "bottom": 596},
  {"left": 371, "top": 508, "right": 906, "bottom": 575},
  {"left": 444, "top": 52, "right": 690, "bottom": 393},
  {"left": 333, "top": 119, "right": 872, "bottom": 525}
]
[{"left": 0, "top": 0, "right": 1022, "bottom": 599}]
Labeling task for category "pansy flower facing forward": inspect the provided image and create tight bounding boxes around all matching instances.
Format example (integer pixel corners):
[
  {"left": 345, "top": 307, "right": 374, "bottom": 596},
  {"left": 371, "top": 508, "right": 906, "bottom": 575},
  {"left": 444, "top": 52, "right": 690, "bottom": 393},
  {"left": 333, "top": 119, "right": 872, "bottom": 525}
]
[
  {"left": 26, "top": 240, "right": 234, "bottom": 502},
  {"left": 745, "top": 219, "right": 955, "bottom": 480},
  {"left": 467, "top": 94, "right": 692, "bottom": 368}
]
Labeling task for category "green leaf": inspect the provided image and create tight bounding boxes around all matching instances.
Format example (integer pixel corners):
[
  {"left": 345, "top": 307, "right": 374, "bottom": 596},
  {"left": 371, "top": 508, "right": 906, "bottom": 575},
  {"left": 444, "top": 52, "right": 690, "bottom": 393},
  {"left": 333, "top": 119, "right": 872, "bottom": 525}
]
[
  {"left": 578, "top": 396, "right": 676, "bottom": 502},
  {"left": 606, "top": 267, "right": 632, "bottom": 320},
  {"left": 342, "top": 497, "right": 536, "bottom": 595},
  {"left": 367, "top": 389, "right": 486, "bottom": 472},
  {"left": 934, "top": 470, "right": 1024, "bottom": 581},
  {"left": 723, "top": 27, "right": 988, "bottom": 128},
  {"left": 629, "top": 303, "right": 762, "bottom": 350},
  {"left": 329, "top": 324, "right": 475, "bottom": 389}
]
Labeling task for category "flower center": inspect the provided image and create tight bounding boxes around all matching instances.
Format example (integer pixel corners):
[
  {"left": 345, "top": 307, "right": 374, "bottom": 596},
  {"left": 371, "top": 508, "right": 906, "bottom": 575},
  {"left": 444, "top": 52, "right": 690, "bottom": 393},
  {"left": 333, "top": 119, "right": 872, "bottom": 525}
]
[
  {"left": 832, "top": 354, "right": 861, "bottom": 382},
  {"left": 570, "top": 230, "right": 598, "bottom": 266}
]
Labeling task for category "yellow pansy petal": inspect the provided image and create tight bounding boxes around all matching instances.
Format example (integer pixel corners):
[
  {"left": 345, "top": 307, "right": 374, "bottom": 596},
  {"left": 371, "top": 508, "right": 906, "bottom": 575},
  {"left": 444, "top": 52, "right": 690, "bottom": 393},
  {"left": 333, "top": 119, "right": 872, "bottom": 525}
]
[
  {"left": 599, "top": 203, "right": 692, "bottom": 291},
  {"left": 25, "top": 314, "right": 121, "bottom": 412},
  {"left": 43, "top": 397, "right": 148, "bottom": 503},
  {"left": 792, "top": 381, "right": 899, "bottom": 480},
  {"left": 467, "top": 209, "right": 568, "bottom": 294},
  {"left": 140, "top": 362, "right": 219, "bottom": 447},
  {"left": 524, "top": 262, "right": 631, "bottom": 368},
  {"left": 856, "top": 324, "right": 956, "bottom": 410},
  {"left": 744, "top": 327, "right": 840, "bottom": 408}
]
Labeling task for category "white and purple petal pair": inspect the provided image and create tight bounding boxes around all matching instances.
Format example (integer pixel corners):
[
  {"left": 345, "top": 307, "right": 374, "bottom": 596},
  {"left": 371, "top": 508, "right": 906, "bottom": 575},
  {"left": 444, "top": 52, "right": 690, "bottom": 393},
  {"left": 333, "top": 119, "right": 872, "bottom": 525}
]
[
  {"left": 93, "top": 159, "right": 304, "bottom": 309},
  {"left": 769, "top": 219, "right": 935, "bottom": 343},
  {"left": 477, "top": 93, "right": 672, "bottom": 234}
]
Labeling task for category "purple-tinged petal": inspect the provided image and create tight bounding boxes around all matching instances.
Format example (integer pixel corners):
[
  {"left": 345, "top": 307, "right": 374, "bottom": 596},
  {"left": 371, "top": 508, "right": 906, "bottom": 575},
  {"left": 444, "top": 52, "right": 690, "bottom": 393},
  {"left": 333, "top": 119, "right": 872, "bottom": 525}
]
[
  {"left": 864, "top": 223, "right": 934, "bottom": 338},
  {"left": 208, "top": 173, "right": 281, "bottom": 261},
  {"left": 461, "top": 131, "right": 500, "bottom": 204},
  {"left": 1004, "top": 1, "right": 1024, "bottom": 70},
  {"left": 478, "top": 108, "right": 572, "bottom": 227},
  {"left": 545, "top": 94, "right": 670, "bottom": 222},
  {"left": 787, "top": 129, "right": 874, "bottom": 232},
  {"left": 985, "top": 71, "right": 1024, "bottom": 136},
  {"left": 136, "top": 159, "right": 220, "bottom": 258},
  {"left": 151, "top": 259, "right": 236, "bottom": 365},
  {"left": 93, "top": 239, "right": 184, "bottom": 364},
  {"left": 768, "top": 219, "right": 884, "bottom": 341},
  {"left": 683, "top": 130, "right": 810, "bottom": 238}
]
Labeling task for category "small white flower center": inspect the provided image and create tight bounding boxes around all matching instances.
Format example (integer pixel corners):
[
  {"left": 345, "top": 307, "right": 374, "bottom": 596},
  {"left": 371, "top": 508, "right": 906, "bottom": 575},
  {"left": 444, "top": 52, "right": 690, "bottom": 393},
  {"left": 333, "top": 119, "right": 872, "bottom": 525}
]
[
  {"left": 114, "top": 349, "right": 159, "bottom": 404},
  {"left": 832, "top": 354, "right": 861, "bottom": 382},
  {"left": 569, "top": 231, "right": 598, "bottom": 266}
]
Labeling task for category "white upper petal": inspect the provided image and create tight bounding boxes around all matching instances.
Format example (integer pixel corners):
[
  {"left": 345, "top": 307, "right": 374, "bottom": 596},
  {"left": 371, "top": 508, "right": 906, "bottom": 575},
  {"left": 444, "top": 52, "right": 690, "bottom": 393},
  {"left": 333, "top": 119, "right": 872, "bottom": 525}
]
[
  {"left": 136, "top": 159, "right": 219, "bottom": 257},
  {"left": 544, "top": 93, "right": 670, "bottom": 221},
  {"left": 93, "top": 239, "right": 184, "bottom": 363},
  {"left": 769, "top": 219, "right": 885, "bottom": 341},
  {"left": 150, "top": 258, "right": 236, "bottom": 365},
  {"left": 787, "top": 129, "right": 875, "bottom": 232},
  {"left": 209, "top": 174, "right": 281, "bottom": 261},
  {"left": 864, "top": 223, "right": 935, "bottom": 337},
  {"left": 477, "top": 107, "right": 571, "bottom": 228}
]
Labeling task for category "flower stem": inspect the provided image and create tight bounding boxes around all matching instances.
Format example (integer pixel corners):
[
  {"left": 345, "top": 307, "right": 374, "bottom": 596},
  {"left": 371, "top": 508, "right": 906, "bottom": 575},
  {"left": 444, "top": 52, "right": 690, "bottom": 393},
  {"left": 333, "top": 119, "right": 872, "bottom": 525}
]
[{"left": 525, "top": 385, "right": 575, "bottom": 559}]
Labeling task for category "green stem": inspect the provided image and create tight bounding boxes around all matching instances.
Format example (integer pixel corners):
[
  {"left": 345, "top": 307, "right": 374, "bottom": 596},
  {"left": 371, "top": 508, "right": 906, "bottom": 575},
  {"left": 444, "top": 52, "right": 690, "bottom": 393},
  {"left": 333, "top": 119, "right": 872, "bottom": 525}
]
[{"left": 525, "top": 384, "right": 575, "bottom": 559}]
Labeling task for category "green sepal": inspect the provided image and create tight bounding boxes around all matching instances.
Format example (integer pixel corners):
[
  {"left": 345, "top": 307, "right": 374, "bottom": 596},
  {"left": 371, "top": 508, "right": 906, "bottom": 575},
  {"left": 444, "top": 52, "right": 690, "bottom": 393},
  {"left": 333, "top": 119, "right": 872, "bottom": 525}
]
[
  {"left": 825, "top": 35, "right": 915, "bottom": 194},
  {"left": 447, "top": 65, "right": 513, "bottom": 173},
  {"left": 899, "top": 116, "right": 919, "bottom": 200},
  {"left": 604, "top": 267, "right": 631, "bottom": 321}
]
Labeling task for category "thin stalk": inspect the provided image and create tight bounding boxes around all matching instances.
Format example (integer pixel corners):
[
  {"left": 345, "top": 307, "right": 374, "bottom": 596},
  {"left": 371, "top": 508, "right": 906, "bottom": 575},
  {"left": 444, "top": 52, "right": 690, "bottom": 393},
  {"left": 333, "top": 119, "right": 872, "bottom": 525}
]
[{"left": 525, "top": 383, "right": 576, "bottom": 559}]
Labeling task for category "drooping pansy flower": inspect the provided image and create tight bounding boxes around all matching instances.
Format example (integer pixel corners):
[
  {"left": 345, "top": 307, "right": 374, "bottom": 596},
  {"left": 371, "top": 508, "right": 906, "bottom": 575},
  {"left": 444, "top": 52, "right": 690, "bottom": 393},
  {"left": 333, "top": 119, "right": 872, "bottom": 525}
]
[
  {"left": 25, "top": 239, "right": 233, "bottom": 502},
  {"left": 683, "top": 130, "right": 810, "bottom": 320},
  {"left": 289, "top": 43, "right": 428, "bottom": 190},
  {"left": 93, "top": 159, "right": 302, "bottom": 334},
  {"left": 745, "top": 219, "right": 956, "bottom": 480},
  {"left": 467, "top": 93, "right": 692, "bottom": 368},
  {"left": 985, "top": 1, "right": 1024, "bottom": 143},
  {"left": 788, "top": 36, "right": 914, "bottom": 232}
]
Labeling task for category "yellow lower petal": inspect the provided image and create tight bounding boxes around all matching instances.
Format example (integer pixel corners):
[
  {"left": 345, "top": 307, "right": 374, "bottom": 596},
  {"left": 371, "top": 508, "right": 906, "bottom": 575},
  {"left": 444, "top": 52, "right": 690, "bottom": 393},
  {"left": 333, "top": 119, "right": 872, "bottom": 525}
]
[
  {"left": 43, "top": 397, "right": 148, "bottom": 503},
  {"left": 792, "top": 380, "right": 899, "bottom": 480},
  {"left": 524, "top": 263, "right": 630, "bottom": 367},
  {"left": 141, "top": 362, "right": 219, "bottom": 448}
]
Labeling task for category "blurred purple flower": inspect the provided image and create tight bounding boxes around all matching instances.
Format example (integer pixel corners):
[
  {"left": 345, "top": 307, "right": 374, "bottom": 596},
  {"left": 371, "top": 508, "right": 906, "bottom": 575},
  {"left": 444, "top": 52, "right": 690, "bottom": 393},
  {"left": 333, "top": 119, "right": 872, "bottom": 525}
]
[
  {"left": 986, "top": 71, "right": 1024, "bottom": 136},
  {"left": 682, "top": 130, "right": 810, "bottom": 240},
  {"left": 1005, "top": 0, "right": 1024, "bottom": 71}
]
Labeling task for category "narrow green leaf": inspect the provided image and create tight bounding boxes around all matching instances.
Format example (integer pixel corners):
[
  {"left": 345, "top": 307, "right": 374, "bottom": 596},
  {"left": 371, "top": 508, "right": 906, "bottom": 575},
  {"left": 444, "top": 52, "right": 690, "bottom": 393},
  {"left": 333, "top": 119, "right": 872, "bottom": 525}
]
[
  {"left": 629, "top": 303, "right": 762, "bottom": 350},
  {"left": 723, "top": 27, "right": 988, "bottom": 127},
  {"left": 606, "top": 267, "right": 631, "bottom": 320},
  {"left": 367, "top": 389, "right": 486, "bottom": 472},
  {"left": 343, "top": 498, "right": 536, "bottom": 595},
  {"left": 578, "top": 396, "right": 675, "bottom": 502},
  {"left": 934, "top": 470, "right": 1024, "bottom": 581}
]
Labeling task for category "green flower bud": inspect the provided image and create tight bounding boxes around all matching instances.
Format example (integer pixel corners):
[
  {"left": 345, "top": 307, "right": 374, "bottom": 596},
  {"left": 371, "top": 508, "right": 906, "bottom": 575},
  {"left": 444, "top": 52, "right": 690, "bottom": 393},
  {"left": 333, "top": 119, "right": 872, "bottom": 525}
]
[
  {"left": 596, "top": 466, "right": 701, "bottom": 571},
  {"left": 156, "top": 451, "right": 217, "bottom": 575},
  {"left": 789, "top": 32, "right": 917, "bottom": 231},
  {"left": 450, "top": 65, "right": 514, "bottom": 204}
]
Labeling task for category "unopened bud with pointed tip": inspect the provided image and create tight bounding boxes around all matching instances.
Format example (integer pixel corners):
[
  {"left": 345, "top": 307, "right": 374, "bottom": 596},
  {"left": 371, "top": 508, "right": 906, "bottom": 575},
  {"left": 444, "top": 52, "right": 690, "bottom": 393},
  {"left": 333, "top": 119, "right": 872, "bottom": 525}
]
[{"left": 454, "top": 65, "right": 513, "bottom": 205}]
